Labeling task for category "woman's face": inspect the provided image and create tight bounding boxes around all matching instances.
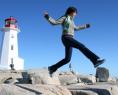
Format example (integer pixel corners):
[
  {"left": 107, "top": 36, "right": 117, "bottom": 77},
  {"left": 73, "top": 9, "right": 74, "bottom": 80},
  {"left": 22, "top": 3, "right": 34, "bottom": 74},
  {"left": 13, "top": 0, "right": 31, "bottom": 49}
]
[{"left": 69, "top": 12, "right": 77, "bottom": 17}]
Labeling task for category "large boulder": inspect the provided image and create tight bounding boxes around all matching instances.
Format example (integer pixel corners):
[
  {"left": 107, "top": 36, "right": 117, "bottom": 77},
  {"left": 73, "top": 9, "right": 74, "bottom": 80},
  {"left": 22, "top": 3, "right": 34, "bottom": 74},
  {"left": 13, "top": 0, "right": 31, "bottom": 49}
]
[
  {"left": 27, "top": 68, "right": 60, "bottom": 85},
  {"left": 0, "top": 84, "right": 72, "bottom": 95},
  {"left": 78, "top": 74, "right": 96, "bottom": 84},
  {"left": 59, "top": 71, "right": 78, "bottom": 85},
  {"left": 96, "top": 67, "right": 109, "bottom": 82},
  {"left": 0, "top": 70, "right": 23, "bottom": 84}
]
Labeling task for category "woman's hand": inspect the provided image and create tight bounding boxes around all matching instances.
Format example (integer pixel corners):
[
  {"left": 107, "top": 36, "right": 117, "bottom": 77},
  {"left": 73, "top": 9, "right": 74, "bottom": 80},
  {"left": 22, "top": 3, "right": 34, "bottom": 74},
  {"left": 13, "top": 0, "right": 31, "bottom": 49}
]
[
  {"left": 44, "top": 12, "right": 49, "bottom": 19},
  {"left": 86, "top": 24, "right": 90, "bottom": 28},
  {"left": 44, "top": 12, "right": 48, "bottom": 16}
]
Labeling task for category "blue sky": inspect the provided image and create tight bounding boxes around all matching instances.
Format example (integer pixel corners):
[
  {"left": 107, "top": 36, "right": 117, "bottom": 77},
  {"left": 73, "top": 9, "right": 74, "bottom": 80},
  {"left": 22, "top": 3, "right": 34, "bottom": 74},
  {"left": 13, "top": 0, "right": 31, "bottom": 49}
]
[{"left": 0, "top": 0, "right": 118, "bottom": 76}]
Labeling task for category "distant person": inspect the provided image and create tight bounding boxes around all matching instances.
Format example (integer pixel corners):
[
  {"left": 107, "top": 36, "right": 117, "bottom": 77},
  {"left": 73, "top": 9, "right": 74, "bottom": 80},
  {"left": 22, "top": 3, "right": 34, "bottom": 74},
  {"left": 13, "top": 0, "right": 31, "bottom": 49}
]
[
  {"left": 44, "top": 6, "right": 105, "bottom": 76},
  {"left": 10, "top": 63, "right": 15, "bottom": 70}
]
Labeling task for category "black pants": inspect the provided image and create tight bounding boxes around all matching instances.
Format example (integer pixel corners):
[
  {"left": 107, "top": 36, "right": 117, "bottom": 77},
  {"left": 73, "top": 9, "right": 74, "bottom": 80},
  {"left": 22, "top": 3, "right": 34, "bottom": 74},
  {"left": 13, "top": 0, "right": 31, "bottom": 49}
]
[{"left": 49, "top": 35, "right": 100, "bottom": 72}]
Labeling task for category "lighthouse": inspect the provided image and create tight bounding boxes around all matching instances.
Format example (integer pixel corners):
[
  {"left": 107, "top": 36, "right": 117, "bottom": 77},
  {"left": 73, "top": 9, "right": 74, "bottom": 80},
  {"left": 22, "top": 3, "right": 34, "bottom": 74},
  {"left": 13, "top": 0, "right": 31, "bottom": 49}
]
[{"left": 0, "top": 17, "right": 24, "bottom": 70}]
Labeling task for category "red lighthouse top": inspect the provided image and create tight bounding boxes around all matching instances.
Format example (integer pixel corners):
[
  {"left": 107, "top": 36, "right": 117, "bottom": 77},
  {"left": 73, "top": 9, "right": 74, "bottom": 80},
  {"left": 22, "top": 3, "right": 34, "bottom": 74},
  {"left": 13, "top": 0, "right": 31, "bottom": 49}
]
[{"left": 5, "top": 16, "right": 18, "bottom": 28}]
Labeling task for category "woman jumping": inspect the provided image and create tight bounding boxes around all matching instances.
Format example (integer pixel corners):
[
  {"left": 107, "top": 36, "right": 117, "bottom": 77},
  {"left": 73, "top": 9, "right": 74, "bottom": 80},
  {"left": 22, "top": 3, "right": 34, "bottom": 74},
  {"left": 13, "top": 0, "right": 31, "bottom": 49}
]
[{"left": 44, "top": 6, "right": 105, "bottom": 76}]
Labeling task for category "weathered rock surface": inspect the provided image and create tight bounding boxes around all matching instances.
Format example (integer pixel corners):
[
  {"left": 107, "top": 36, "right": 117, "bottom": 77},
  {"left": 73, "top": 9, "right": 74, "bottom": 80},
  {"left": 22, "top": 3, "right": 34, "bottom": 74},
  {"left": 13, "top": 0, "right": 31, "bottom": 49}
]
[
  {"left": 0, "top": 70, "right": 23, "bottom": 84},
  {"left": 0, "top": 84, "right": 72, "bottom": 95},
  {"left": 70, "top": 90, "right": 98, "bottom": 95},
  {"left": 78, "top": 74, "right": 96, "bottom": 84},
  {"left": 0, "top": 68, "right": 61, "bottom": 85},
  {"left": 27, "top": 68, "right": 60, "bottom": 85},
  {"left": 96, "top": 67, "right": 109, "bottom": 82},
  {"left": 108, "top": 77, "right": 117, "bottom": 83},
  {"left": 0, "top": 69, "right": 117, "bottom": 95},
  {"left": 59, "top": 71, "right": 78, "bottom": 85},
  {"left": 67, "top": 82, "right": 118, "bottom": 95}
]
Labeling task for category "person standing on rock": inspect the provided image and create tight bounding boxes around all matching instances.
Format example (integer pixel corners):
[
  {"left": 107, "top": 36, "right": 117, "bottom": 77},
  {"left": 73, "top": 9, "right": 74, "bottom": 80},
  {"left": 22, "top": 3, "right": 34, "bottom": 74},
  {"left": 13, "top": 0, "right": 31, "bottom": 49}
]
[{"left": 44, "top": 6, "right": 105, "bottom": 76}]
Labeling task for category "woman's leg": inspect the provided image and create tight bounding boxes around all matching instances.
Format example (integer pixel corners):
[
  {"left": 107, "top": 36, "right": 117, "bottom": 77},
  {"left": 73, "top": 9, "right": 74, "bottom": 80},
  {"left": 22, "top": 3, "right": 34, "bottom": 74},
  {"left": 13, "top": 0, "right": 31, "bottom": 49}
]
[
  {"left": 48, "top": 46, "right": 72, "bottom": 73},
  {"left": 66, "top": 37, "right": 100, "bottom": 65}
]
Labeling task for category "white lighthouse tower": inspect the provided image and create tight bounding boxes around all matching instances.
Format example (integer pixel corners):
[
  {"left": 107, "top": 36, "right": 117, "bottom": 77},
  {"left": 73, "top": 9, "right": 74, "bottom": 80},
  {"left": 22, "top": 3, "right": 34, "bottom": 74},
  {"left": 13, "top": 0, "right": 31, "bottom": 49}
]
[{"left": 0, "top": 17, "right": 24, "bottom": 70}]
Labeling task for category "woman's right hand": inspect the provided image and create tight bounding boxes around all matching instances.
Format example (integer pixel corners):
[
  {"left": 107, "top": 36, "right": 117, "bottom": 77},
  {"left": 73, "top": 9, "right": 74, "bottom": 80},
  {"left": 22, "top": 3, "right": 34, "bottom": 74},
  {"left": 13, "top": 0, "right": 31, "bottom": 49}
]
[
  {"left": 44, "top": 12, "right": 48, "bottom": 16},
  {"left": 44, "top": 12, "right": 49, "bottom": 19}
]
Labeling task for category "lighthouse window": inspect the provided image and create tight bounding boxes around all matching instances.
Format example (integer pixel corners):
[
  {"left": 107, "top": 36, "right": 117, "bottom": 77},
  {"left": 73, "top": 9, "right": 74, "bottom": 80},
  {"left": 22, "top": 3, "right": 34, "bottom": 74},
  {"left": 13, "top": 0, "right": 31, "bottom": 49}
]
[
  {"left": 5, "top": 21, "right": 9, "bottom": 25},
  {"left": 11, "top": 58, "right": 13, "bottom": 64},
  {"left": 11, "top": 36, "right": 14, "bottom": 38},
  {"left": 11, "top": 45, "right": 14, "bottom": 50},
  {"left": 10, "top": 21, "right": 15, "bottom": 24},
  {"left": 5, "top": 21, "right": 10, "bottom": 25}
]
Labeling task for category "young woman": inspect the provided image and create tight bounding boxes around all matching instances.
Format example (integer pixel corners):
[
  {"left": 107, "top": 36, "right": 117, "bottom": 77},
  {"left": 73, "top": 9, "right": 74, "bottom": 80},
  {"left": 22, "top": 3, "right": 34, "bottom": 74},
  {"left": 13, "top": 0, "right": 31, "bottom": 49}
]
[{"left": 44, "top": 6, "right": 105, "bottom": 76}]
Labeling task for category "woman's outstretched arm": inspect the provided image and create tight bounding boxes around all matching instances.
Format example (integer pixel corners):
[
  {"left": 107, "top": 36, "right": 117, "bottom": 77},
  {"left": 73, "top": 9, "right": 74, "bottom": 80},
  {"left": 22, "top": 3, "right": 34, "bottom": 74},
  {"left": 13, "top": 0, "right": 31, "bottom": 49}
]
[
  {"left": 74, "top": 24, "right": 90, "bottom": 31},
  {"left": 44, "top": 12, "right": 66, "bottom": 25}
]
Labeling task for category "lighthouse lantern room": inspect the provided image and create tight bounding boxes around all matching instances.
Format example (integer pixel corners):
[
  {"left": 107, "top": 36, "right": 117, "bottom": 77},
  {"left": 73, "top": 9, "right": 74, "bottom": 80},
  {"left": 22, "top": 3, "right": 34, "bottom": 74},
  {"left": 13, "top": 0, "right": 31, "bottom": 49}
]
[{"left": 0, "top": 17, "right": 24, "bottom": 70}]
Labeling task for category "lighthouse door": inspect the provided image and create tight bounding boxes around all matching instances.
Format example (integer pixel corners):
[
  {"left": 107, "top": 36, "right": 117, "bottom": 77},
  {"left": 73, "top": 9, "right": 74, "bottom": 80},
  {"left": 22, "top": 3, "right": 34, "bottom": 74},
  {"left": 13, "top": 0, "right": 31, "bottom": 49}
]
[{"left": 10, "top": 58, "right": 15, "bottom": 70}]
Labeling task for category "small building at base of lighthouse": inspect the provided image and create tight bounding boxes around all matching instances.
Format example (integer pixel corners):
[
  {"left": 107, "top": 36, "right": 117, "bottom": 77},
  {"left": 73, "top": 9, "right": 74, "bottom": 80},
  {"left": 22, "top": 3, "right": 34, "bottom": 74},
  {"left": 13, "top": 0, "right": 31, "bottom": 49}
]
[{"left": 0, "top": 17, "right": 24, "bottom": 70}]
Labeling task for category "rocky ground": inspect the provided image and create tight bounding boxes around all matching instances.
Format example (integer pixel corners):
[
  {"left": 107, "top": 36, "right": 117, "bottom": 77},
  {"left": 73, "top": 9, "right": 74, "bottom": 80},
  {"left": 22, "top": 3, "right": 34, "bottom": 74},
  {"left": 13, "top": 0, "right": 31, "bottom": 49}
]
[{"left": 0, "top": 67, "right": 118, "bottom": 95}]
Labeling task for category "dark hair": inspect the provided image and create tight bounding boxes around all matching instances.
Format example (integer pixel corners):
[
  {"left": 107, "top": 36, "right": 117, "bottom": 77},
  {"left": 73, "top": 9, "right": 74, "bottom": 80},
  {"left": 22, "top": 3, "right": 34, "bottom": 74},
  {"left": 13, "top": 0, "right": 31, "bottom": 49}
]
[{"left": 65, "top": 6, "right": 77, "bottom": 15}]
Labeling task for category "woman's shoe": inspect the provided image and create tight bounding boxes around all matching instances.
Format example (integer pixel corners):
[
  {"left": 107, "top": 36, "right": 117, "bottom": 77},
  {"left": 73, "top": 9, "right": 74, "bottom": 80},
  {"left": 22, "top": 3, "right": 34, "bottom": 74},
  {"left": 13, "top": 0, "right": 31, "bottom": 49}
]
[
  {"left": 94, "top": 59, "right": 105, "bottom": 68},
  {"left": 48, "top": 67, "right": 54, "bottom": 77}
]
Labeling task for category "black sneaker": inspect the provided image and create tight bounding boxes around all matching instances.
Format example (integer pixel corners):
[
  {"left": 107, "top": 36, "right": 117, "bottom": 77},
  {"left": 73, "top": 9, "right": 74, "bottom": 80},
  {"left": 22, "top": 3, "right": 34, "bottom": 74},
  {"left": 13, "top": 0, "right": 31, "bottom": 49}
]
[
  {"left": 48, "top": 67, "right": 54, "bottom": 77},
  {"left": 94, "top": 59, "right": 105, "bottom": 68}
]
